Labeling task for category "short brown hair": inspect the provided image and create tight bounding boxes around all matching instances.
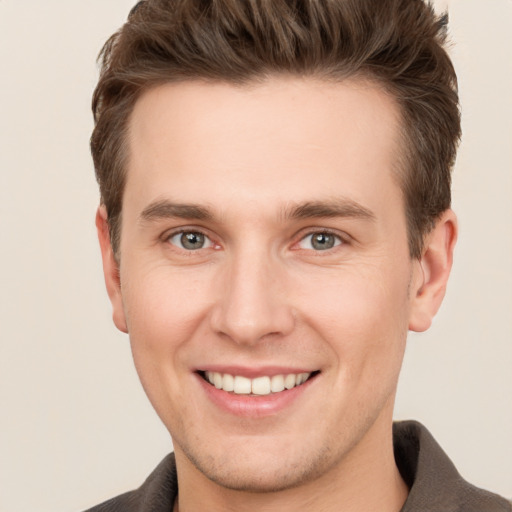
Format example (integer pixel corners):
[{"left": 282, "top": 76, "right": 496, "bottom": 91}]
[{"left": 91, "top": 0, "right": 461, "bottom": 258}]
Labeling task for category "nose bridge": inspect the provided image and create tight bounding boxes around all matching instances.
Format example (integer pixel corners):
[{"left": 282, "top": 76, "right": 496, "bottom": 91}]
[{"left": 210, "top": 242, "right": 294, "bottom": 345}]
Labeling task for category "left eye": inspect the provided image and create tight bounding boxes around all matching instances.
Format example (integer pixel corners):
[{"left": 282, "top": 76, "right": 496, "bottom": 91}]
[
  {"left": 298, "top": 232, "right": 342, "bottom": 251},
  {"left": 168, "top": 231, "right": 213, "bottom": 250}
]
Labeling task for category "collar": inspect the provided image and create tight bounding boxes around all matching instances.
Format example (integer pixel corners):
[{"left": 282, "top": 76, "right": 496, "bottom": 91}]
[{"left": 394, "top": 420, "right": 510, "bottom": 511}]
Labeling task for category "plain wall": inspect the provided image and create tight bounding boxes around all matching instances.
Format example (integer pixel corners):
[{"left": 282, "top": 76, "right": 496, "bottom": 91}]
[{"left": 0, "top": 1, "right": 510, "bottom": 511}]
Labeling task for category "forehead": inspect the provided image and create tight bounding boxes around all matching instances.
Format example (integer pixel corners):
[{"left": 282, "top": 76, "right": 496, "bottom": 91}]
[{"left": 124, "top": 77, "right": 403, "bottom": 220}]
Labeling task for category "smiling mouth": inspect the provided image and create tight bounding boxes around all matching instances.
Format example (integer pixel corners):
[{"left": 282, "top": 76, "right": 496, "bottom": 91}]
[{"left": 199, "top": 371, "right": 320, "bottom": 396}]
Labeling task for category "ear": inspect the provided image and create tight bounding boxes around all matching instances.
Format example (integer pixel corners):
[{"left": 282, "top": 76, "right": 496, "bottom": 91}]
[
  {"left": 408, "top": 209, "right": 458, "bottom": 332},
  {"left": 96, "top": 206, "right": 128, "bottom": 333}
]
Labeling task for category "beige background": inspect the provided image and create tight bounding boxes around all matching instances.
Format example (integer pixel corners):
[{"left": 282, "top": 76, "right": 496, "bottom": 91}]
[{"left": 0, "top": 1, "right": 510, "bottom": 510}]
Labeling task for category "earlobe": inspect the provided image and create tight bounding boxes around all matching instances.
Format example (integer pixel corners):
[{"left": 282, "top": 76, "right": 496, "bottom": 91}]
[
  {"left": 96, "top": 206, "right": 128, "bottom": 333},
  {"left": 408, "top": 209, "right": 458, "bottom": 332}
]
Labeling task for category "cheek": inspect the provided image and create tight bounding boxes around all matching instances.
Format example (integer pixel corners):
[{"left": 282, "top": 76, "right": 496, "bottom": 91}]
[
  {"left": 296, "top": 264, "right": 411, "bottom": 372},
  {"left": 120, "top": 268, "right": 215, "bottom": 423},
  {"left": 121, "top": 266, "right": 213, "bottom": 359}
]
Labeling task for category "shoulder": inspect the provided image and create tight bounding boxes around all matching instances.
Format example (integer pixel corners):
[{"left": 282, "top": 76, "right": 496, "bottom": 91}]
[
  {"left": 394, "top": 421, "right": 511, "bottom": 512},
  {"left": 82, "top": 453, "right": 177, "bottom": 512},
  {"left": 82, "top": 490, "right": 140, "bottom": 512}
]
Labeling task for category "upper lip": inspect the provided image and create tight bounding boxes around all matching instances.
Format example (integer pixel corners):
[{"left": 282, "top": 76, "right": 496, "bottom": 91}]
[{"left": 196, "top": 365, "right": 319, "bottom": 379}]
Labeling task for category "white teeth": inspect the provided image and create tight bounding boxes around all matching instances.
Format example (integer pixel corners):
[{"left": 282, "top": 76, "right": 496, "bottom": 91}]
[
  {"left": 284, "top": 374, "right": 296, "bottom": 389},
  {"left": 252, "top": 376, "right": 271, "bottom": 395},
  {"left": 297, "top": 372, "right": 309, "bottom": 385},
  {"left": 270, "top": 374, "right": 285, "bottom": 392},
  {"left": 204, "top": 371, "right": 312, "bottom": 395},
  {"left": 222, "top": 373, "right": 234, "bottom": 392},
  {"left": 233, "top": 376, "right": 252, "bottom": 394},
  {"left": 213, "top": 372, "right": 223, "bottom": 389}
]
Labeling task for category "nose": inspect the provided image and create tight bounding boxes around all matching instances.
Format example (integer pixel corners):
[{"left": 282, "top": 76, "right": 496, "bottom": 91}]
[{"left": 209, "top": 248, "right": 295, "bottom": 346}]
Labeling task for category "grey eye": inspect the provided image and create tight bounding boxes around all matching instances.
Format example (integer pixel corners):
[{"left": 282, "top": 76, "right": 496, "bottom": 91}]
[
  {"left": 299, "top": 232, "right": 341, "bottom": 251},
  {"left": 169, "top": 231, "right": 212, "bottom": 250}
]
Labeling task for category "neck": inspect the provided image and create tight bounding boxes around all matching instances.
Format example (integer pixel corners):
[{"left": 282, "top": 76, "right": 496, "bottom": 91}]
[{"left": 174, "top": 415, "right": 408, "bottom": 512}]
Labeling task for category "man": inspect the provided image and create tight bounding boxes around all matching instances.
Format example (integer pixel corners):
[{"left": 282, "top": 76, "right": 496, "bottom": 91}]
[{"left": 85, "top": 0, "right": 511, "bottom": 510}]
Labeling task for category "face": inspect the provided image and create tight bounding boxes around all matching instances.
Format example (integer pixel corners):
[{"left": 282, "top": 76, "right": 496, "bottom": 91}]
[{"left": 99, "top": 77, "right": 436, "bottom": 493}]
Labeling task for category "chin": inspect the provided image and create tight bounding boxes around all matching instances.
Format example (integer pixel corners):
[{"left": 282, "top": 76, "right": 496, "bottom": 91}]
[
  {"left": 176, "top": 433, "right": 337, "bottom": 494},
  {"left": 207, "top": 470, "right": 309, "bottom": 493}
]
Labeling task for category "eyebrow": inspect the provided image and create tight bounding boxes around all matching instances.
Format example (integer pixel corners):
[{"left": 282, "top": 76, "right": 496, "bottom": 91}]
[
  {"left": 283, "top": 198, "right": 376, "bottom": 222},
  {"left": 139, "top": 200, "right": 213, "bottom": 223},
  {"left": 138, "top": 197, "right": 376, "bottom": 224}
]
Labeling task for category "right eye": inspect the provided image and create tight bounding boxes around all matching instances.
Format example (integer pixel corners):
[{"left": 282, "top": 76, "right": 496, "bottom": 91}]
[{"left": 168, "top": 231, "right": 214, "bottom": 251}]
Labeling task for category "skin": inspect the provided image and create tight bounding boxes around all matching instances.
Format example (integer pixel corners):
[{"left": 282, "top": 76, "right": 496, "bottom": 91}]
[{"left": 97, "top": 77, "right": 457, "bottom": 512}]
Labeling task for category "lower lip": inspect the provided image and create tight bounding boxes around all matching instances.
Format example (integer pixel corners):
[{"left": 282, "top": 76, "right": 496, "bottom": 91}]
[{"left": 196, "top": 373, "right": 318, "bottom": 418}]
